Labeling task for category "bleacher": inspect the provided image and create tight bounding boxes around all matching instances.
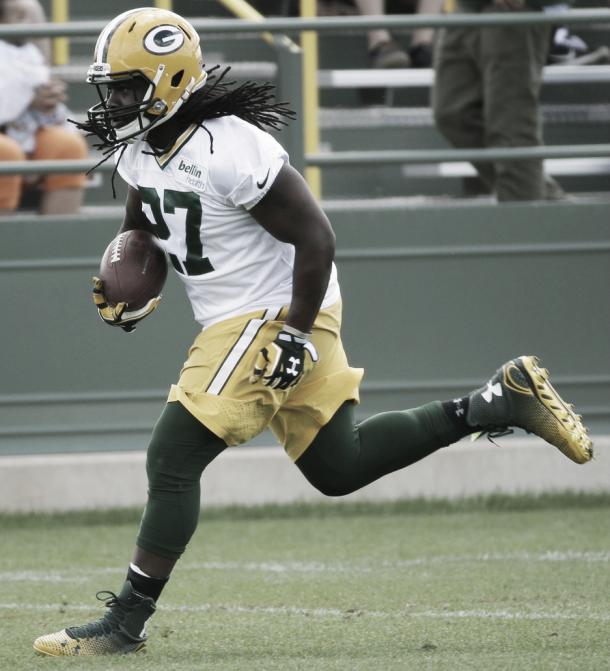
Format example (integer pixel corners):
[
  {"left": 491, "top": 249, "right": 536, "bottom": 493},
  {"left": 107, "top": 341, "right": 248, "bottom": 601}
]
[{"left": 41, "top": 0, "right": 610, "bottom": 203}]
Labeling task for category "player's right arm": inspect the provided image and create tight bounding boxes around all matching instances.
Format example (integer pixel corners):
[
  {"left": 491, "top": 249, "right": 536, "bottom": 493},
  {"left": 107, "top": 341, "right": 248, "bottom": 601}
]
[
  {"left": 92, "top": 187, "right": 159, "bottom": 332},
  {"left": 119, "top": 186, "right": 154, "bottom": 234}
]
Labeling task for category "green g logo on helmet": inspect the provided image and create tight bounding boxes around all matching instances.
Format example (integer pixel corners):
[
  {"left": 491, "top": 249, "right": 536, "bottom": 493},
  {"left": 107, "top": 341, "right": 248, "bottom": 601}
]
[{"left": 144, "top": 25, "right": 185, "bottom": 54}]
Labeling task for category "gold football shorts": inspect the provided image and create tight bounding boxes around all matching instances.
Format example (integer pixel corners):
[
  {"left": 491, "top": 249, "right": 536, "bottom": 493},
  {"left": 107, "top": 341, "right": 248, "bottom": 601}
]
[{"left": 168, "top": 300, "right": 363, "bottom": 461}]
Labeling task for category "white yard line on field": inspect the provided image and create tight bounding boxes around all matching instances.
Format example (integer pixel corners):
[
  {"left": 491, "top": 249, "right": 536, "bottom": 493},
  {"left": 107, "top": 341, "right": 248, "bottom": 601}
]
[
  {"left": 0, "top": 571, "right": 89, "bottom": 583},
  {"left": 186, "top": 550, "right": 610, "bottom": 573},
  {"left": 2, "top": 550, "right": 608, "bottom": 582},
  {"left": 0, "top": 601, "right": 609, "bottom": 622}
]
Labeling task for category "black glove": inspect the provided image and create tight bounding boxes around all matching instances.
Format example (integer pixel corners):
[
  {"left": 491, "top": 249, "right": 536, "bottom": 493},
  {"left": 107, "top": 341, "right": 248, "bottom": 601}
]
[
  {"left": 92, "top": 277, "right": 161, "bottom": 333},
  {"left": 250, "top": 326, "right": 318, "bottom": 390}
]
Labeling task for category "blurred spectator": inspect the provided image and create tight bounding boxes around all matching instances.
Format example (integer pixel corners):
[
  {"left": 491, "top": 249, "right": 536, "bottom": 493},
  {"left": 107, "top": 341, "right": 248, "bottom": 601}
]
[
  {"left": 354, "top": 0, "right": 412, "bottom": 68},
  {"left": 432, "top": 0, "right": 566, "bottom": 201},
  {"left": 0, "top": 0, "right": 87, "bottom": 214},
  {"left": 407, "top": 0, "right": 443, "bottom": 67},
  {"left": 543, "top": 1, "right": 609, "bottom": 64},
  {"left": 319, "top": 0, "right": 443, "bottom": 68},
  {"left": 547, "top": 24, "right": 610, "bottom": 64}
]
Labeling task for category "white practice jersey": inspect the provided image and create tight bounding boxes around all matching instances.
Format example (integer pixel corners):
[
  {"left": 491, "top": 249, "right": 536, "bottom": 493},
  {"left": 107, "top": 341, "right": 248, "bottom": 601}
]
[{"left": 117, "top": 115, "right": 340, "bottom": 327}]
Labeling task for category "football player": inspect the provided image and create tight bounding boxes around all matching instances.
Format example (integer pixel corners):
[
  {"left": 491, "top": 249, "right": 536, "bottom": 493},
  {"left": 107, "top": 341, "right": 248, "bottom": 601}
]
[{"left": 33, "top": 7, "right": 593, "bottom": 657}]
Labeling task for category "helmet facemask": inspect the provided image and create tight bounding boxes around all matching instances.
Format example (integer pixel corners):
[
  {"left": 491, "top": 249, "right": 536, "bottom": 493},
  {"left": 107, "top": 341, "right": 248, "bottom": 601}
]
[{"left": 86, "top": 65, "right": 170, "bottom": 145}]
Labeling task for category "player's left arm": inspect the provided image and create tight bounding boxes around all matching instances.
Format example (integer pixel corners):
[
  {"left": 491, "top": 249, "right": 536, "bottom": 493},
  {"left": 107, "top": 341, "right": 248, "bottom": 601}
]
[
  {"left": 248, "top": 163, "right": 335, "bottom": 389},
  {"left": 250, "top": 163, "right": 335, "bottom": 333}
]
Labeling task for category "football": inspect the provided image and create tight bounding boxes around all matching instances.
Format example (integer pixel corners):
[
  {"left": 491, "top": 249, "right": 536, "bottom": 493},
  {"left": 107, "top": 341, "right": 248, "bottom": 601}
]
[{"left": 99, "top": 229, "right": 168, "bottom": 310}]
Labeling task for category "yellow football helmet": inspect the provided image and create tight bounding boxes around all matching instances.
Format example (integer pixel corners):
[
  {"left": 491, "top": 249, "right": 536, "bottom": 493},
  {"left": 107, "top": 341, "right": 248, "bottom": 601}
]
[{"left": 86, "top": 7, "right": 207, "bottom": 144}]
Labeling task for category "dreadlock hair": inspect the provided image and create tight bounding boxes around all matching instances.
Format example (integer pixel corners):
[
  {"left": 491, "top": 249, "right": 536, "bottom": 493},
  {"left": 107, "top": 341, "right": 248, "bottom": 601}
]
[
  {"left": 70, "top": 66, "right": 296, "bottom": 198},
  {"left": 175, "top": 65, "right": 296, "bottom": 134}
]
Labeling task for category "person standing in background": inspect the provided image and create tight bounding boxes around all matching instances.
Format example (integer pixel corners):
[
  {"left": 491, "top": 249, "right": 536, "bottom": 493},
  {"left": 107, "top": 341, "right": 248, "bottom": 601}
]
[
  {"left": 432, "top": 0, "right": 566, "bottom": 201},
  {"left": 320, "top": 0, "right": 443, "bottom": 68}
]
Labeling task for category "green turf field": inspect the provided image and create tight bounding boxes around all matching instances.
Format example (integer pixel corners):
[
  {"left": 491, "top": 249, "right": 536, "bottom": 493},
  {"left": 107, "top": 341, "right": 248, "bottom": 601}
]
[{"left": 2, "top": 494, "right": 609, "bottom": 670}]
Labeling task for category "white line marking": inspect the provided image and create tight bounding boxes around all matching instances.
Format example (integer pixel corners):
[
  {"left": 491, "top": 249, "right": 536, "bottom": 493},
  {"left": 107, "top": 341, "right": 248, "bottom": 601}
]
[
  {"left": 186, "top": 550, "right": 610, "bottom": 573},
  {"left": 1, "top": 602, "right": 609, "bottom": 622},
  {"left": 2, "top": 550, "right": 608, "bottom": 582},
  {"left": 0, "top": 571, "right": 89, "bottom": 583}
]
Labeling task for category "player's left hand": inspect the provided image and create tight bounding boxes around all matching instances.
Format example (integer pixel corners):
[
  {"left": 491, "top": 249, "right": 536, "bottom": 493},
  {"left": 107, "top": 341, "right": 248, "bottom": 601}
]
[{"left": 250, "top": 327, "right": 318, "bottom": 390}]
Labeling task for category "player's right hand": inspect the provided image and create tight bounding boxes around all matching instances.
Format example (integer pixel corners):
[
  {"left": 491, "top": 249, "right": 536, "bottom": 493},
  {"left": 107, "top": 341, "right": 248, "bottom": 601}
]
[{"left": 91, "top": 277, "right": 160, "bottom": 333}]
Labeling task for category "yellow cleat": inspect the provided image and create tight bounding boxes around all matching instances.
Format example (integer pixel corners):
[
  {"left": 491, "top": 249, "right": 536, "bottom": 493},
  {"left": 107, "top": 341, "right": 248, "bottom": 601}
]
[
  {"left": 467, "top": 356, "right": 593, "bottom": 464},
  {"left": 33, "top": 629, "right": 146, "bottom": 657},
  {"left": 33, "top": 581, "right": 155, "bottom": 656}
]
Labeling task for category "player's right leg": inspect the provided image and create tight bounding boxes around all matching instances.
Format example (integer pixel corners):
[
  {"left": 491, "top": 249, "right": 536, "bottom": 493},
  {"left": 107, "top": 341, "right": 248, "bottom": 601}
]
[{"left": 33, "top": 401, "right": 226, "bottom": 656}]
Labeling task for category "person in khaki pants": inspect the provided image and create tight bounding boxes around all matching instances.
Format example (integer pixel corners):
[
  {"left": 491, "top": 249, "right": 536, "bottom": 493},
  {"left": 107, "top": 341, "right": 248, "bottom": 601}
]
[{"left": 432, "top": 0, "right": 565, "bottom": 201}]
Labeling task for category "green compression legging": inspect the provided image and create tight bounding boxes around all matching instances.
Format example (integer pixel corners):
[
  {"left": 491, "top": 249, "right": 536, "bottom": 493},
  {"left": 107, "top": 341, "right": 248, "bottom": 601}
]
[{"left": 137, "top": 400, "right": 464, "bottom": 559}]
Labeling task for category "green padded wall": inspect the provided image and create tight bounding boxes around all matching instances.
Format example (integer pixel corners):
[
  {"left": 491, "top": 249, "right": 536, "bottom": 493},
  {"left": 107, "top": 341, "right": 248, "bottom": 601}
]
[{"left": 0, "top": 199, "right": 608, "bottom": 455}]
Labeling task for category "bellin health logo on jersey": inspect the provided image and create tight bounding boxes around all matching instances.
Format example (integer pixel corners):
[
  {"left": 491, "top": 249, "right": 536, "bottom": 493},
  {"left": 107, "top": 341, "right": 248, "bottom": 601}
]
[{"left": 178, "top": 160, "right": 202, "bottom": 179}]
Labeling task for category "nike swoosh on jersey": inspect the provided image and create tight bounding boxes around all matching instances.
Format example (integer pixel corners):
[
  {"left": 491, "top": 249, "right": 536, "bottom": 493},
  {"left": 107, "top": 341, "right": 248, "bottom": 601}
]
[{"left": 256, "top": 169, "right": 271, "bottom": 189}]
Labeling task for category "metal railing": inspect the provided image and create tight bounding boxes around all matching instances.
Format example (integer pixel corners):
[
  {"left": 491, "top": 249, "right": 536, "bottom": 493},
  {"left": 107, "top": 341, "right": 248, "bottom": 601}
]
[
  {"left": 1, "top": 10, "right": 610, "bottom": 37},
  {"left": 319, "top": 64, "right": 610, "bottom": 87},
  {"left": 2, "top": 143, "right": 610, "bottom": 177},
  {"left": 1, "top": 11, "right": 609, "bottom": 191}
]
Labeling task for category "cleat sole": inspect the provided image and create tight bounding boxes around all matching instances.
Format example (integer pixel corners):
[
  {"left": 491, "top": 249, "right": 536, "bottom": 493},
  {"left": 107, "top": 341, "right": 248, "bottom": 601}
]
[
  {"left": 518, "top": 356, "right": 593, "bottom": 464},
  {"left": 33, "top": 641, "right": 147, "bottom": 657},
  {"left": 33, "top": 645, "right": 56, "bottom": 657}
]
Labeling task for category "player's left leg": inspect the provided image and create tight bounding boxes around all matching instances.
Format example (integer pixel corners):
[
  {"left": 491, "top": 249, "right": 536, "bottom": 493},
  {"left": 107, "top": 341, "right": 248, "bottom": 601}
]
[
  {"left": 296, "top": 356, "right": 592, "bottom": 496},
  {"left": 295, "top": 399, "right": 467, "bottom": 496},
  {"left": 33, "top": 401, "right": 226, "bottom": 656}
]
